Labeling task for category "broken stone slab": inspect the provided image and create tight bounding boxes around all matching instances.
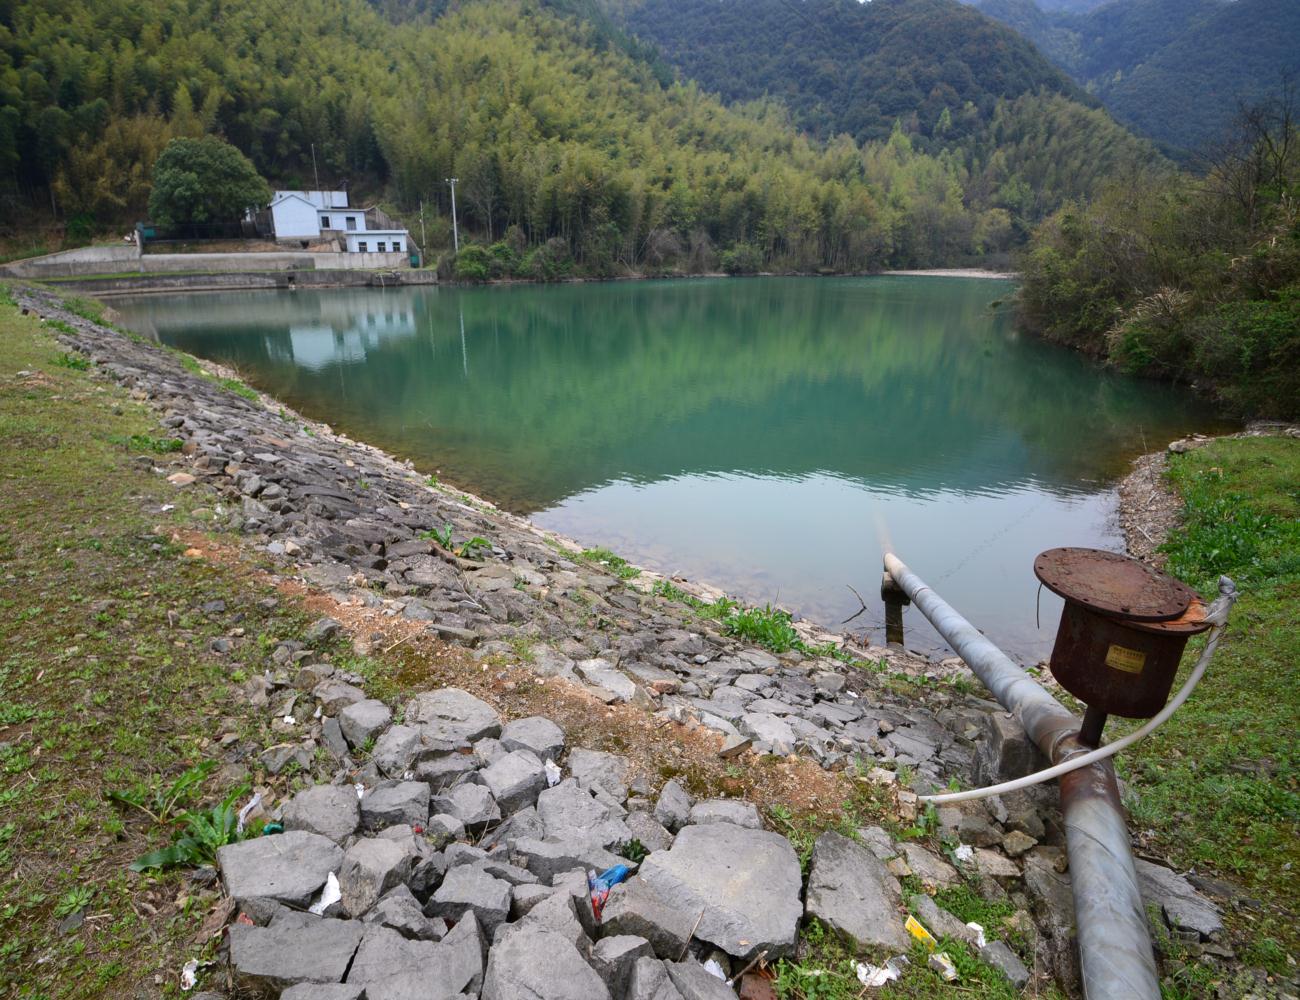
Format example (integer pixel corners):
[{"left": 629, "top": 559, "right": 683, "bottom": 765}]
[
  {"left": 481, "top": 748, "right": 547, "bottom": 814},
  {"left": 338, "top": 837, "right": 416, "bottom": 918},
  {"left": 499, "top": 715, "right": 566, "bottom": 760},
  {"left": 568, "top": 747, "right": 630, "bottom": 802},
  {"left": 512, "top": 837, "right": 627, "bottom": 884},
  {"left": 371, "top": 724, "right": 420, "bottom": 777},
  {"left": 638, "top": 822, "right": 802, "bottom": 960},
  {"left": 360, "top": 781, "right": 431, "bottom": 831},
  {"left": 227, "top": 915, "right": 364, "bottom": 994},
  {"left": 281, "top": 784, "right": 361, "bottom": 844},
  {"left": 425, "top": 864, "right": 512, "bottom": 936},
  {"left": 431, "top": 782, "right": 501, "bottom": 827},
  {"left": 805, "top": 831, "right": 910, "bottom": 952},
  {"left": 687, "top": 799, "right": 762, "bottom": 829},
  {"left": 538, "top": 778, "right": 634, "bottom": 848},
  {"left": 739, "top": 713, "right": 795, "bottom": 754},
  {"left": 414, "top": 751, "right": 481, "bottom": 791},
  {"left": 980, "top": 940, "right": 1031, "bottom": 989},
  {"left": 340, "top": 698, "right": 393, "bottom": 749},
  {"left": 577, "top": 658, "right": 646, "bottom": 704},
  {"left": 314, "top": 679, "right": 368, "bottom": 715},
  {"left": 901, "top": 843, "right": 961, "bottom": 889},
  {"left": 362, "top": 884, "right": 443, "bottom": 941},
  {"left": 1135, "top": 859, "right": 1225, "bottom": 939},
  {"left": 512, "top": 886, "right": 590, "bottom": 951},
  {"left": 653, "top": 779, "right": 693, "bottom": 833},
  {"left": 217, "top": 830, "right": 343, "bottom": 907},
  {"left": 665, "top": 960, "right": 737, "bottom": 1000},
  {"left": 600, "top": 878, "right": 697, "bottom": 960},
  {"left": 591, "top": 935, "right": 655, "bottom": 997},
  {"left": 910, "top": 893, "right": 979, "bottom": 946},
  {"left": 628, "top": 957, "right": 687, "bottom": 1000},
  {"left": 347, "top": 915, "right": 485, "bottom": 1000},
  {"left": 625, "top": 810, "right": 674, "bottom": 853},
  {"left": 482, "top": 924, "right": 611, "bottom": 1000},
  {"left": 405, "top": 687, "right": 502, "bottom": 743}
]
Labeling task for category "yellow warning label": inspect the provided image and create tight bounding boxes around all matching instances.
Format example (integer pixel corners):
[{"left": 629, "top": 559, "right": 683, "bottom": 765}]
[{"left": 1105, "top": 644, "right": 1147, "bottom": 674}]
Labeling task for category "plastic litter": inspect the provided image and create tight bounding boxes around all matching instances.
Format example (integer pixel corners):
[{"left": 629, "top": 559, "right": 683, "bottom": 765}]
[
  {"left": 587, "top": 864, "right": 633, "bottom": 920},
  {"left": 235, "top": 792, "right": 262, "bottom": 835},
  {"left": 180, "top": 958, "right": 199, "bottom": 991},
  {"left": 544, "top": 759, "right": 562, "bottom": 787},
  {"left": 703, "top": 958, "right": 727, "bottom": 981},
  {"left": 965, "top": 921, "right": 986, "bottom": 948},
  {"left": 355, "top": 782, "right": 366, "bottom": 800},
  {"left": 309, "top": 872, "right": 341, "bottom": 915},
  {"left": 928, "top": 952, "right": 959, "bottom": 982},
  {"left": 260, "top": 821, "right": 283, "bottom": 836},
  {"left": 854, "top": 956, "right": 908, "bottom": 987},
  {"left": 905, "top": 914, "right": 937, "bottom": 950},
  {"left": 953, "top": 844, "right": 975, "bottom": 864}
]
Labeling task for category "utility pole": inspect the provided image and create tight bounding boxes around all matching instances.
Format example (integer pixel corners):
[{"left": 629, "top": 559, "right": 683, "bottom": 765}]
[
  {"left": 445, "top": 177, "right": 460, "bottom": 253},
  {"left": 311, "top": 143, "right": 321, "bottom": 197},
  {"left": 419, "top": 200, "right": 427, "bottom": 250}
]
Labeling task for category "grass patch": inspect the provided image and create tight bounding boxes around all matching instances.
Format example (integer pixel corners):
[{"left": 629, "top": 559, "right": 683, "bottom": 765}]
[
  {"left": 52, "top": 350, "right": 91, "bottom": 370},
  {"left": 1114, "top": 437, "right": 1299, "bottom": 951},
  {"left": 110, "top": 433, "right": 184, "bottom": 454},
  {"left": 216, "top": 376, "right": 259, "bottom": 402},
  {"left": 578, "top": 547, "right": 641, "bottom": 580}
]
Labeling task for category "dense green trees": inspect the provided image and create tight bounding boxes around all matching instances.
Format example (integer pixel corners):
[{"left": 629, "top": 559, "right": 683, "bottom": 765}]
[
  {"left": 975, "top": 0, "right": 1300, "bottom": 153},
  {"left": 1017, "top": 96, "right": 1300, "bottom": 416},
  {"left": 147, "top": 137, "right": 269, "bottom": 227}
]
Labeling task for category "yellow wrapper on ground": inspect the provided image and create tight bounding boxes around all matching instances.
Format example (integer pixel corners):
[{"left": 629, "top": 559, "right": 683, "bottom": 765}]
[{"left": 905, "top": 915, "right": 937, "bottom": 950}]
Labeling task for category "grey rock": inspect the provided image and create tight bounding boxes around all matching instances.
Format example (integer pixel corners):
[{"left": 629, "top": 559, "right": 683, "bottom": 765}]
[
  {"left": 577, "top": 658, "right": 645, "bottom": 704},
  {"left": 321, "top": 716, "right": 350, "bottom": 758},
  {"left": 414, "top": 752, "right": 481, "bottom": 791},
  {"left": 600, "top": 878, "right": 698, "bottom": 960},
  {"left": 492, "top": 803, "right": 546, "bottom": 846},
  {"left": 512, "top": 837, "right": 627, "bottom": 884},
  {"left": 625, "top": 810, "right": 675, "bottom": 853},
  {"left": 431, "top": 782, "right": 501, "bottom": 827},
  {"left": 665, "top": 961, "right": 736, "bottom": 1000},
  {"left": 628, "top": 958, "right": 687, "bottom": 1000},
  {"left": 538, "top": 778, "right": 633, "bottom": 848},
  {"left": 592, "top": 935, "right": 655, "bottom": 997},
  {"left": 363, "top": 884, "right": 443, "bottom": 940},
  {"left": 500, "top": 715, "right": 566, "bottom": 760},
  {"left": 901, "top": 843, "right": 960, "bottom": 888},
  {"left": 806, "top": 831, "right": 909, "bottom": 952},
  {"left": 338, "top": 837, "right": 416, "bottom": 917},
  {"left": 426, "top": 864, "right": 512, "bottom": 936},
  {"left": 280, "top": 985, "right": 365, "bottom": 1000},
  {"left": 217, "top": 830, "right": 342, "bottom": 907},
  {"left": 227, "top": 916, "right": 363, "bottom": 992},
  {"left": 639, "top": 822, "right": 802, "bottom": 960},
  {"left": 687, "top": 799, "right": 761, "bottom": 830},
  {"left": 739, "top": 713, "right": 795, "bottom": 754},
  {"left": 427, "top": 812, "right": 467, "bottom": 846},
  {"left": 314, "top": 679, "right": 368, "bottom": 715},
  {"left": 980, "top": 940, "right": 1031, "bottom": 989},
  {"left": 474, "top": 736, "right": 508, "bottom": 765},
  {"left": 482, "top": 924, "right": 611, "bottom": 1000},
  {"left": 347, "top": 917, "right": 484, "bottom": 1000},
  {"left": 306, "top": 617, "right": 343, "bottom": 642},
  {"left": 653, "top": 780, "right": 692, "bottom": 833},
  {"left": 910, "top": 893, "right": 978, "bottom": 946},
  {"left": 281, "top": 784, "right": 360, "bottom": 844},
  {"left": 360, "top": 781, "right": 430, "bottom": 831},
  {"left": 481, "top": 749, "right": 547, "bottom": 814},
  {"left": 513, "top": 887, "right": 590, "bottom": 951},
  {"left": 568, "top": 747, "right": 630, "bottom": 802},
  {"left": 1135, "top": 860, "right": 1224, "bottom": 939},
  {"left": 371, "top": 724, "right": 420, "bottom": 777},
  {"left": 340, "top": 698, "right": 393, "bottom": 749},
  {"left": 405, "top": 687, "right": 502, "bottom": 743}
]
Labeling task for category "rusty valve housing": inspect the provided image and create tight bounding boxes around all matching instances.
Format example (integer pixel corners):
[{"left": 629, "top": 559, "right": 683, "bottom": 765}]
[{"left": 1035, "top": 548, "right": 1211, "bottom": 719}]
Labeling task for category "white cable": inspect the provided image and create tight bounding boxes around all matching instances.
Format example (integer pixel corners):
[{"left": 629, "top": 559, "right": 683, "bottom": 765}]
[{"left": 920, "top": 577, "right": 1236, "bottom": 806}]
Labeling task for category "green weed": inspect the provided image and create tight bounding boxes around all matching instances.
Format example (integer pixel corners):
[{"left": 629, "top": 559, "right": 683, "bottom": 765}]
[
  {"left": 52, "top": 351, "right": 90, "bottom": 370},
  {"left": 579, "top": 547, "right": 641, "bottom": 580}
]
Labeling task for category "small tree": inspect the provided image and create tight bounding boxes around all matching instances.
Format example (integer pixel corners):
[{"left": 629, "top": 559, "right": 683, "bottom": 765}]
[{"left": 147, "top": 137, "right": 270, "bottom": 227}]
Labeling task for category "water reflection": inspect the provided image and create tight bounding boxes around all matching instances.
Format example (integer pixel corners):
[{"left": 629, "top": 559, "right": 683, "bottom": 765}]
[{"left": 114, "top": 277, "right": 1232, "bottom": 657}]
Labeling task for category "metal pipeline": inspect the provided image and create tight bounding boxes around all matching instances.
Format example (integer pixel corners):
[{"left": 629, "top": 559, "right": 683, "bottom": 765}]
[{"left": 882, "top": 552, "right": 1161, "bottom": 1000}]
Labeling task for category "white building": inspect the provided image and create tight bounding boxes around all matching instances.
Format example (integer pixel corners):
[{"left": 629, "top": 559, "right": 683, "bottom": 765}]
[{"left": 264, "top": 190, "right": 411, "bottom": 254}]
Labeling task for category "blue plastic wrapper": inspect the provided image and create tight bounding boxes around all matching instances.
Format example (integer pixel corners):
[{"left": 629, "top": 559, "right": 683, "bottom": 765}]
[{"left": 588, "top": 864, "right": 633, "bottom": 919}]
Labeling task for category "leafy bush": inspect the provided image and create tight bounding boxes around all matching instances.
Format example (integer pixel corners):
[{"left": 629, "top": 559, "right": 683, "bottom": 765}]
[
  {"left": 147, "top": 136, "right": 270, "bottom": 226},
  {"left": 453, "top": 244, "right": 493, "bottom": 282},
  {"left": 723, "top": 603, "right": 799, "bottom": 652},
  {"left": 720, "top": 242, "right": 763, "bottom": 275}
]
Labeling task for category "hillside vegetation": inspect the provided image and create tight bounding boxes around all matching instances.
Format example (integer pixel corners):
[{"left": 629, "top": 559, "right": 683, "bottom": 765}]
[
  {"left": 1, "top": 0, "right": 1157, "bottom": 272},
  {"left": 975, "top": 0, "right": 1300, "bottom": 153},
  {"left": 1017, "top": 96, "right": 1299, "bottom": 418}
]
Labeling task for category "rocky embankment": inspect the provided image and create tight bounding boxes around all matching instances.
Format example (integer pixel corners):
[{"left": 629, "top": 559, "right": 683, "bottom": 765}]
[{"left": 14, "top": 284, "right": 1240, "bottom": 997}]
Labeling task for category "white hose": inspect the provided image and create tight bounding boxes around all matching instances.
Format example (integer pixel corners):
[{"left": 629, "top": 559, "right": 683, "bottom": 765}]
[{"left": 920, "top": 577, "right": 1236, "bottom": 806}]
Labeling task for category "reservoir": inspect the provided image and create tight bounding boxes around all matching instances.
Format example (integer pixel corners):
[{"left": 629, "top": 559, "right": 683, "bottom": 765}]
[{"left": 113, "top": 276, "right": 1231, "bottom": 659}]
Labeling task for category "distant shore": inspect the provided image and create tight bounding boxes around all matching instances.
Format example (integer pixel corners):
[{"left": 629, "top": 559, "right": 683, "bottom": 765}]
[{"left": 882, "top": 268, "right": 1018, "bottom": 279}]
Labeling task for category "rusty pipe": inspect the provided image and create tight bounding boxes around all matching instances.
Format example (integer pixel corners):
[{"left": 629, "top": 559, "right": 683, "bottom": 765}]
[{"left": 882, "top": 552, "right": 1160, "bottom": 1000}]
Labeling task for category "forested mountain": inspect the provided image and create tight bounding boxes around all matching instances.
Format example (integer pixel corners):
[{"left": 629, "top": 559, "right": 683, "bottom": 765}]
[
  {"left": 609, "top": 0, "right": 1088, "bottom": 148},
  {"left": 972, "top": 0, "right": 1300, "bottom": 153},
  {"left": 0, "top": 0, "right": 1158, "bottom": 273}
]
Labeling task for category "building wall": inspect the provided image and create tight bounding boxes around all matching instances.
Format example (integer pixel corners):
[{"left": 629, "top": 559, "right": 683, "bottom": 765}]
[
  {"left": 0, "top": 244, "right": 140, "bottom": 278},
  {"left": 270, "top": 198, "right": 322, "bottom": 239},
  {"left": 318, "top": 209, "right": 366, "bottom": 233},
  {"left": 345, "top": 231, "right": 408, "bottom": 253}
]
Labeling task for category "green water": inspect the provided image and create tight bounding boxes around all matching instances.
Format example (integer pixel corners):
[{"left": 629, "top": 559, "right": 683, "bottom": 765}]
[{"left": 113, "top": 277, "right": 1232, "bottom": 658}]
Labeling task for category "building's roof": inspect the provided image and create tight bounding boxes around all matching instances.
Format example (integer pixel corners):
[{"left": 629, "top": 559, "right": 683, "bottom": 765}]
[{"left": 268, "top": 191, "right": 316, "bottom": 209}]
